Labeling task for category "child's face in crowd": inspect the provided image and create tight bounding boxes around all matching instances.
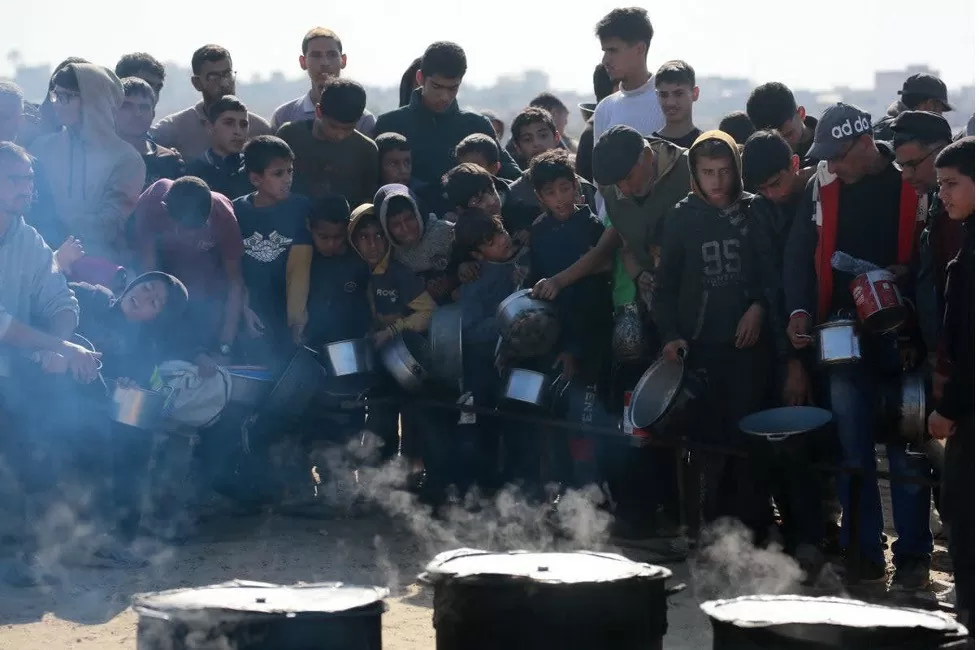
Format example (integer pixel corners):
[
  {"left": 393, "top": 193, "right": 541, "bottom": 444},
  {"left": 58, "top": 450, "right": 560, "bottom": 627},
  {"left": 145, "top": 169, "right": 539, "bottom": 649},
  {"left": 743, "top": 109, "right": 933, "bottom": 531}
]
[
  {"left": 0, "top": 155, "right": 34, "bottom": 218},
  {"left": 354, "top": 223, "right": 388, "bottom": 266},
  {"left": 210, "top": 110, "right": 248, "bottom": 155},
  {"left": 895, "top": 141, "right": 941, "bottom": 195},
  {"left": 301, "top": 37, "right": 346, "bottom": 90},
  {"left": 755, "top": 157, "right": 800, "bottom": 205},
  {"left": 937, "top": 167, "right": 975, "bottom": 221},
  {"left": 467, "top": 186, "right": 501, "bottom": 216},
  {"left": 457, "top": 152, "right": 500, "bottom": 176},
  {"left": 477, "top": 230, "right": 512, "bottom": 263},
  {"left": 387, "top": 209, "right": 421, "bottom": 247},
  {"left": 117, "top": 93, "right": 155, "bottom": 139},
  {"left": 536, "top": 177, "right": 578, "bottom": 219},
  {"left": 310, "top": 220, "right": 347, "bottom": 256},
  {"left": 515, "top": 122, "right": 560, "bottom": 161},
  {"left": 194, "top": 57, "right": 236, "bottom": 103},
  {"left": 251, "top": 157, "right": 293, "bottom": 201},
  {"left": 120, "top": 279, "right": 168, "bottom": 322},
  {"left": 381, "top": 150, "right": 412, "bottom": 185},
  {"left": 419, "top": 73, "right": 462, "bottom": 114},
  {"left": 600, "top": 37, "right": 644, "bottom": 83},
  {"left": 778, "top": 109, "right": 807, "bottom": 147},
  {"left": 50, "top": 85, "right": 82, "bottom": 128},
  {"left": 656, "top": 83, "right": 698, "bottom": 125},
  {"left": 317, "top": 115, "right": 357, "bottom": 142},
  {"left": 695, "top": 155, "right": 737, "bottom": 208},
  {"left": 0, "top": 95, "right": 23, "bottom": 142}
]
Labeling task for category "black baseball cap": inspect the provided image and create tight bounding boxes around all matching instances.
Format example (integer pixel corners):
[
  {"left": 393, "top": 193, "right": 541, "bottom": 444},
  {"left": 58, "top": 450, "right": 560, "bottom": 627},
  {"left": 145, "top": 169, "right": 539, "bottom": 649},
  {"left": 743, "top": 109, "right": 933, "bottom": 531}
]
[
  {"left": 890, "top": 111, "right": 953, "bottom": 146},
  {"left": 592, "top": 125, "right": 646, "bottom": 186},
  {"left": 898, "top": 74, "right": 953, "bottom": 111},
  {"left": 806, "top": 103, "right": 874, "bottom": 161}
]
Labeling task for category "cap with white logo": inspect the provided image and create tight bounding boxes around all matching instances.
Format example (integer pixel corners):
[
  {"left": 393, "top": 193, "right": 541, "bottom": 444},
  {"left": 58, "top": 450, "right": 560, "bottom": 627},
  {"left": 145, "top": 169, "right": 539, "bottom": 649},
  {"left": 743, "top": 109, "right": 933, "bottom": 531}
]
[{"left": 806, "top": 102, "right": 874, "bottom": 161}]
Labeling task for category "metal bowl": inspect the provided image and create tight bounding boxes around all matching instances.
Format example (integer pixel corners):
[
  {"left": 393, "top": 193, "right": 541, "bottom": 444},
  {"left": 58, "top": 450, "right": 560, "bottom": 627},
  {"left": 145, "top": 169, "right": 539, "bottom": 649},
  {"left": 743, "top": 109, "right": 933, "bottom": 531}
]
[{"left": 496, "top": 289, "right": 561, "bottom": 359}]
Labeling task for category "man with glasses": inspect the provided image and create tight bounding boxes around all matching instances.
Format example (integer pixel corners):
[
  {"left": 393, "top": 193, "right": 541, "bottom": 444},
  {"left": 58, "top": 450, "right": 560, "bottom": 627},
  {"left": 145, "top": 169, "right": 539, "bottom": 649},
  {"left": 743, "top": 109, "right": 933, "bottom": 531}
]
[
  {"left": 150, "top": 45, "right": 270, "bottom": 160},
  {"left": 270, "top": 28, "right": 375, "bottom": 136},
  {"left": 783, "top": 103, "right": 933, "bottom": 589},
  {"left": 116, "top": 77, "right": 184, "bottom": 190}
]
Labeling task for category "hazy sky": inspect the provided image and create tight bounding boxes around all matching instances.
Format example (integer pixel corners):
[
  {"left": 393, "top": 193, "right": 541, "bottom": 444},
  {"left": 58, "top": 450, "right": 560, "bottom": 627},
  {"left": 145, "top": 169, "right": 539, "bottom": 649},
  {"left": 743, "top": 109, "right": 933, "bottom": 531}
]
[{"left": 2, "top": 0, "right": 975, "bottom": 92}]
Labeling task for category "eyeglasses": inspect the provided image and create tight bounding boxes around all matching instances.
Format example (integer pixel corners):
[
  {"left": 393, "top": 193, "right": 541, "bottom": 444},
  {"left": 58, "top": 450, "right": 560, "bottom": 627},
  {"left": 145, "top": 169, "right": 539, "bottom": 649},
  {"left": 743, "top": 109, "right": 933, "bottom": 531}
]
[
  {"left": 895, "top": 146, "right": 943, "bottom": 172},
  {"left": 201, "top": 69, "right": 236, "bottom": 84},
  {"left": 48, "top": 90, "right": 81, "bottom": 105}
]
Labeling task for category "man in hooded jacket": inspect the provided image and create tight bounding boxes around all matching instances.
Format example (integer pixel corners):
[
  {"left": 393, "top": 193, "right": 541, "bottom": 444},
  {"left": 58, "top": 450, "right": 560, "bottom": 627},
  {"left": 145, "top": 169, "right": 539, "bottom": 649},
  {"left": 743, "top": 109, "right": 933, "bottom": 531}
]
[{"left": 30, "top": 63, "right": 145, "bottom": 263}]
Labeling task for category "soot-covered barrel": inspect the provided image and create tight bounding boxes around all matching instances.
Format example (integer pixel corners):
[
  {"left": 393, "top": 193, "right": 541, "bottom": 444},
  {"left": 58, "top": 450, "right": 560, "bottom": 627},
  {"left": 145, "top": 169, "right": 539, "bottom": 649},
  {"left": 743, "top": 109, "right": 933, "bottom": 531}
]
[
  {"left": 702, "top": 595, "right": 970, "bottom": 649},
  {"left": 422, "top": 549, "right": 677, "bottom": 650},
  {"left": 134, "top": 580, "right": 388, "bottom": 650}
]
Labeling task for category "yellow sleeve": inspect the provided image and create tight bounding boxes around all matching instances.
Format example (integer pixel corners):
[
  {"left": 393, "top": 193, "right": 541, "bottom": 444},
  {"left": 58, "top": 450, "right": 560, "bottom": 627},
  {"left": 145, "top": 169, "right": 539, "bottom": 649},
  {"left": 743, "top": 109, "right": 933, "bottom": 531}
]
[
  {"left": 393, "top": 291, "right": 437, "bottom": 333},
  {"left": 286, "top": 244, "right": 313, "bottom": 329}
]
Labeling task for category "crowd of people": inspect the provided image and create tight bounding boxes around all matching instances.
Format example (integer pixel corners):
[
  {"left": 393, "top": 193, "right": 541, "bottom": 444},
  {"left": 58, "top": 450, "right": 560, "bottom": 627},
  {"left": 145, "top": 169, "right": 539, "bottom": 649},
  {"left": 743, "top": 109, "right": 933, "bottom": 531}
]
[{"left": 0, "top": 5, "right": 974, "bottom": 634}]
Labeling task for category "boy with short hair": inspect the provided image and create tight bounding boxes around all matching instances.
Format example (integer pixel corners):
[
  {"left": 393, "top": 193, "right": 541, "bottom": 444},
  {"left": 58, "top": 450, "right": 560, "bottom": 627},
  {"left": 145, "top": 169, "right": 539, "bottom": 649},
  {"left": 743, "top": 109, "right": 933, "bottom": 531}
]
[
  {"left": 717, "top": 111, "right": 757, "bottom": 146},
  {"left": 270, "top": 27, "right": 375, "bottom": 136},
  {"left": 115, "top": 53, "right": 166, "bottom": 98},
  {"left": 185, "top": 95, "right": 253, "bottom": 201},
  {"left": 745, "top": 82, "right": 816, "bottom": 162},
  {"left": 151, "top": 44, "right": 271, "bottom": 160},
  {"left": 233, "top": 135, "right": 312, "bottom": 355},
  {"left": 277, "top": 78, "right": 378, "bottom": 207},
  {"left": 503, "top": 108, "right": 598, "bottom": 241},
  {"left": 442, "top": 163, "right": 503, "bottom": 222},
  {"left": 377, "top": 132, "right": 442, "bottom": 218},
  {"left": 529, "top": 92, "right": 574, "bottom": 151},
  {"left": 928, "top": 136, "right": 974, "bottom": 632},
  {"left": 654, "top": 130, "right": 775, "bottom": 541},
  {"left": 652, "top": 60, "right": 702, "bottom": 149},
  {"left": 116, "top": 77, "right": 185, "bottom": 190},
  {"left": 455, "top": 133, "right": 503, "bottom": 176}
]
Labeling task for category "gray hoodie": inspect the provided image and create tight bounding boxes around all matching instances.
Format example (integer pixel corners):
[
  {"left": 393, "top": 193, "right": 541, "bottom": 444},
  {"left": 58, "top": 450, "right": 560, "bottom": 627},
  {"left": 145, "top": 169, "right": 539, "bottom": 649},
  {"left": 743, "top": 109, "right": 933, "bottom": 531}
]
[{"left": 30, "top": 64, "right": 146, "bottom": 258}]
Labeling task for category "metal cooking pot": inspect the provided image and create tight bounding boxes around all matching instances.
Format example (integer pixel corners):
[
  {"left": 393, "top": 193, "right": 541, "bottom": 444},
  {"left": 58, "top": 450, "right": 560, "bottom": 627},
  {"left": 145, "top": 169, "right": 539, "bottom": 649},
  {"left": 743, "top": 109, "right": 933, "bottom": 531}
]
[
  {"left": 428, "top": 303, "right": 464, "bottom": 384},
  {"left": 265, "top": 346, "right": 327, "bottom": 416},
  {"left": 500, "top": 369, "right": 569, "bottom": 409},
  {"left": 109, "top": 384, "right": 175, "bottom": 430},
  {"left": 227, "top": 367, "right": 275, "bottom": 406},
  {"left": 813, "top": 319, "right": 861, "bottom": 366},
  {"left": 850, "top": 269, "right": 908, "bottom": 334},
  {"left": 628, "top": 349, "right": 705, "bottom": 431},
  {"left": 496, "top": 289, "right": 561, "bottom": 359},
  {"left": 878, "top": 372, "right": 928, "bottom": 445},
  {"left": 379, "top": 331, "right": 432, "bottom": 393},
  {"left": 322, "top": 338, "right": 375, "bottom": 377},
  {"left": 739, "top": 406, "right": 834, "bottom": 460},
  {"left": 702, "top": 595, "right": 969, "bottom": 649}
]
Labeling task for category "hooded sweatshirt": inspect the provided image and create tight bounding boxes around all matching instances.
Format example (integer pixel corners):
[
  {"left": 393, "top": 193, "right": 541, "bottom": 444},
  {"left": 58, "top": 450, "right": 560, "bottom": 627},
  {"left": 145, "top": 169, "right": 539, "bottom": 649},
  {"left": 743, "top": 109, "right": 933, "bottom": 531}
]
[
  {"left": 653, "top": 131, "right": 770, "bottom": 347},
  {"left": 374, "top": 184, "right": 457, "bottom": 304},
  {"left": 348, "top": 204, "right": 436, "bottom": 335},
  {"left": 30, "top": 64, "right": 146, "bottom": 259}
]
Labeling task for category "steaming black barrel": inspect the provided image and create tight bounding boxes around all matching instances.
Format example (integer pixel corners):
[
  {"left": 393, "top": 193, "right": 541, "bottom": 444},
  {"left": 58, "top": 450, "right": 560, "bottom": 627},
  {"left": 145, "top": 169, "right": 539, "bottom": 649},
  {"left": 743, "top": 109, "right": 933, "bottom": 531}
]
[
  {"left": 701, "top": 595, "right": 969, "bottom": 649},
  {"left": 134, "top": 580, "right": 387, "bottom": 650},
  {"left": 422, "top": 549, "right": 679, "bottom": 650}
]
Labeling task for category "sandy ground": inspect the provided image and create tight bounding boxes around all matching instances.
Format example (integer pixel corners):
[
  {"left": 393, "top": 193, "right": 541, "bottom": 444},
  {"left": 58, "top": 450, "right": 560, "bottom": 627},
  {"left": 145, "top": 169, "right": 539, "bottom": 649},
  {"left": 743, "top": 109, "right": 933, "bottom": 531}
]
[{"left": 0, "top": 453, "right": 955, "bottom": 650}]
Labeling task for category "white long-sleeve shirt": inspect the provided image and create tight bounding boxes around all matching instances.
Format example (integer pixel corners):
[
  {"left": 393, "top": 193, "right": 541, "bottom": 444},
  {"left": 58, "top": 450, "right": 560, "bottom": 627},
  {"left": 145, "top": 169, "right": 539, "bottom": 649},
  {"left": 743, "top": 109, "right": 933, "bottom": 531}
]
[{"left": 592, "top": 74, "right": 666, "bottom": 141}]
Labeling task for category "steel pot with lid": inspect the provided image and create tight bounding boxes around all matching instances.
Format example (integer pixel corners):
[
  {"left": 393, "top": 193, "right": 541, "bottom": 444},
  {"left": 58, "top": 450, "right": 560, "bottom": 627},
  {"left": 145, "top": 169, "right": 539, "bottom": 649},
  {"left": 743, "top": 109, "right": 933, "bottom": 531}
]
[
  {"left": 810, "top": 319, "right": 862, "bottom": 366},
  {"left": 133, "top": 579, "right": 388, "bottom": 650},
  {"left": 627, "top": 349, "right": 706, "bottom": 432},
  {"left": 496, "top": 289, "right": 561, "bottom": 359},
  {"left": 420, "top": 548, "right": 683, "bottom": 650},
  {"left": 701, "top": 595, "right": 969, "bottom": 649},
  {"left": 379, "top": 331, "right": 433, "bottom": 393}
]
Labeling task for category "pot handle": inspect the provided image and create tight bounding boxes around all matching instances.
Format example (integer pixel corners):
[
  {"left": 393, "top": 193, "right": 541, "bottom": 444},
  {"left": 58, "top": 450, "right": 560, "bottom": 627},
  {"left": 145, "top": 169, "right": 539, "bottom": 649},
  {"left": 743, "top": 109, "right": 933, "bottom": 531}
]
[
  {"left": 159, "top": 384, "right": 178, "bottom": 417},
  {"left": 676, "top": 347, "right": 688, "bottom": 361},
  {"left": 766, "top": 433, "right": 789, "bottom": 442}
]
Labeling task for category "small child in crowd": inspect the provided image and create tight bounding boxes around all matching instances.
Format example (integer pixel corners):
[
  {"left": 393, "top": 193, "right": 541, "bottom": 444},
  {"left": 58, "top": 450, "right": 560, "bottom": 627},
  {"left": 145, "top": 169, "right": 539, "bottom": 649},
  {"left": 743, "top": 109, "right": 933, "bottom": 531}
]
[
  {"left": 442, "top": 163, "right": 503, "bottom": 227},
  {"left": 376, "top": 132, "right": 440, "bottom": 217},
  {"left": 503, "top": 108, "right": 598, "bottom": 240},
  {"left": 454, "top": 133, "right": 512, "bottom": 209},
  {"left": 186, "top": 95, "right": 253, "bottom": 201},
  {"left": 233, "top": 135, "right": 312, "bottom": 360},
  {"left": 277, "top": 78, "right": 378, "bottom": 206}
]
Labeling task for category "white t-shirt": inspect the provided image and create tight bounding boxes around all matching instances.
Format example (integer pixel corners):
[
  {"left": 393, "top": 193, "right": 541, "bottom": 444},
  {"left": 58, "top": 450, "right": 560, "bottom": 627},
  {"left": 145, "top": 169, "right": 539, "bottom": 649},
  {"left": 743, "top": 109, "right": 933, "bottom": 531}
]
[{"left": 592, "top": 74, "right": 666, "bottom": 141}]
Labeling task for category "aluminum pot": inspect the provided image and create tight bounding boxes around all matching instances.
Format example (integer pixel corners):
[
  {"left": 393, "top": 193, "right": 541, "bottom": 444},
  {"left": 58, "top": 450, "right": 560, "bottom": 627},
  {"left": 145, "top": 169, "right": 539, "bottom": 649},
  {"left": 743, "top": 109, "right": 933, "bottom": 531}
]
[
  {"left": 265, "top": 346, "right": 326, "bottom": 416},
  {"left": 322, "top": 338, "right": 375, "bottom": 377},
  {"left": 628, "top": 349, "right": 706, "bottom": 431},
  {"left": 379, "top": 331, "right": 432, "bottom": 393},
  {"left": 496, "top": 289, "right": 561, "bottom": 359},
  {"left": 878, "top": 372, "right": 928, "bottom": 445},
  {"left": 428, "top": 303, "right": 464, "bottom": 384},
  {"left": 739, "top": 406, "right": 834, "bottom": 461},
  {"left": 227, "top": 367, "right": 275, "bottom": 406},
  {"left": 500, "top": 369, "right": 569, "bottom": 409},
  {"left": 109, "top": 384, "right": 175, "bottom": 430},
  {"left": 813, "top": 319, "right": 861, "bottom": 366}
]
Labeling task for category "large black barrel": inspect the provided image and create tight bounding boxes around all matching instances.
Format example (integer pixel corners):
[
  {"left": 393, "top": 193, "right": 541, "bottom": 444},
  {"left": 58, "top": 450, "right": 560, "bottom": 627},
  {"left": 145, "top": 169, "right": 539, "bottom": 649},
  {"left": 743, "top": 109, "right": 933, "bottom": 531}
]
[
  {"left": 701, "top": 595, "right": 969, "bottom": 649},
  {"left": 421, "top": 549, "right": 681, "bottom": 650},
  {"left": 134, "top": 580, "right": 387, "bottom": 650}
]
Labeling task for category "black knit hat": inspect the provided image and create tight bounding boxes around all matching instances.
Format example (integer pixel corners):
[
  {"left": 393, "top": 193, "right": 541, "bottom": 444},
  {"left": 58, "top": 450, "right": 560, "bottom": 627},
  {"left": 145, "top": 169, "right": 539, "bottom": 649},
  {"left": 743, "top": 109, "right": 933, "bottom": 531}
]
[{"left": 119, "top": 271, "right": 189, "bottom": 317}]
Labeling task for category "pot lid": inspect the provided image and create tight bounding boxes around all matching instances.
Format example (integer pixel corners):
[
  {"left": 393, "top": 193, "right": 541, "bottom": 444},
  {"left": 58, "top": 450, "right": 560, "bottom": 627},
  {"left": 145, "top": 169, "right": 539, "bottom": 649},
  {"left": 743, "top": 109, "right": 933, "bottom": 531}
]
[
  {"left": 739, "top": 407, "right": 833, "bottom": 437},
  {"left": 134, "top": 580, "right": 389, "bottom": 617},
  {"left": 701, "top": 595, "right": 964, "bottom": 632},
  {"left": 423, "top": 549, "right": 671, "bottom": 584}
]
